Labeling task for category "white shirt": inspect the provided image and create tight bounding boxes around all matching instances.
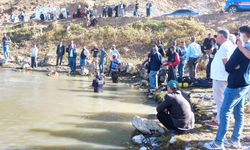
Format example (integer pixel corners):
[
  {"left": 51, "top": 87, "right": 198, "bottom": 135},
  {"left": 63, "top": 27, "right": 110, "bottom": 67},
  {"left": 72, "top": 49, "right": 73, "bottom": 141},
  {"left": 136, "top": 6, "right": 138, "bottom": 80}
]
[
  {"left": 110, "top": 49, "right": 121, "bottom": 60},
  {"left": 211, "top": 40, "right": 236, "bottom": 81},
  {"left": 31, "top": 47, "right": 38, "bottom": 57}
]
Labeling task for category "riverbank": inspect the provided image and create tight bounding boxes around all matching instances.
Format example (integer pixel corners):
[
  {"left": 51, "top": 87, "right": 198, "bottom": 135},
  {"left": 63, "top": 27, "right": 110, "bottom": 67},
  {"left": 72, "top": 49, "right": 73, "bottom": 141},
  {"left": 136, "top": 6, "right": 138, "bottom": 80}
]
[{"left": 1, "top": 64, "right": 250, "bottom": 150}]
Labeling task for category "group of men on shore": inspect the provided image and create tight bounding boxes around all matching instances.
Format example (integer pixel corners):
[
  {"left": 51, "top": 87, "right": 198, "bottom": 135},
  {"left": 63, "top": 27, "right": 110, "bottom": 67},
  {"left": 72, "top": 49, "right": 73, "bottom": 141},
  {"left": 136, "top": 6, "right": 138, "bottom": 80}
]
[
  {"left": 2, "top": 24, "right": 250, "bottom": 149},
  {"left": 146, "top": 26, "right": 250, "bottom": 150}
]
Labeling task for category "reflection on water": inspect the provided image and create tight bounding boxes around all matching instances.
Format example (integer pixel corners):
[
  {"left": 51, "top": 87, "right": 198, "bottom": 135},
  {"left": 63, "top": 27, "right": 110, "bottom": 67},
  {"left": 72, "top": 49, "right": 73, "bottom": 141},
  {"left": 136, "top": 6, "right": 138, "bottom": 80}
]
[{"left": 0, "top": 69, "right": 155, "bottom": 150}]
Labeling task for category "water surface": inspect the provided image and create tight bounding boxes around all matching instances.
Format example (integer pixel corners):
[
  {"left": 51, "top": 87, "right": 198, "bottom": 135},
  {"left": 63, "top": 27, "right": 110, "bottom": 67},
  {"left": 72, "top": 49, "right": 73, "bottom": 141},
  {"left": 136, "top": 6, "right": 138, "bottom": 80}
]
[{"left": 0, "top": 69, "right": 155, "bottom": 150}]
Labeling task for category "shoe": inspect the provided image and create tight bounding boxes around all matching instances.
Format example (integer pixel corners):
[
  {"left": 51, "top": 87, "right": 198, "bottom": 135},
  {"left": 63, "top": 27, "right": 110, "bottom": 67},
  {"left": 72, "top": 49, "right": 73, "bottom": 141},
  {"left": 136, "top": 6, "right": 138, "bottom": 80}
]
[
  {"left": 204, "top": 141, "right": 225, "bottom": 150},
  {"left": 224, "top": 139, "right": 241, "bottom": 149},
  {"left": 205, "top": 120, "right": 219, "bottom": 128}
]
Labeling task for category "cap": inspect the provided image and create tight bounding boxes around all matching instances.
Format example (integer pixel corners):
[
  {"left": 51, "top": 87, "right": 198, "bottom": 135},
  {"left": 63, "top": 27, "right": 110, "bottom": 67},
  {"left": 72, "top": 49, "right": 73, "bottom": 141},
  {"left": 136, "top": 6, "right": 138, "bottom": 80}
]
[{"left": 167, "top": 80, "right": 179, "bottom": 90}]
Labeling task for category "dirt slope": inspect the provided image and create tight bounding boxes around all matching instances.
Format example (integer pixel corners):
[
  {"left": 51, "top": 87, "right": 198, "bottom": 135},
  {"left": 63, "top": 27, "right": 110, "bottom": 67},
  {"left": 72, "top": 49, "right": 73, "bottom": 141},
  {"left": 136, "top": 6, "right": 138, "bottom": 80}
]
[{"left": 0, "top": 0, "right": 225, "bottom": 23}]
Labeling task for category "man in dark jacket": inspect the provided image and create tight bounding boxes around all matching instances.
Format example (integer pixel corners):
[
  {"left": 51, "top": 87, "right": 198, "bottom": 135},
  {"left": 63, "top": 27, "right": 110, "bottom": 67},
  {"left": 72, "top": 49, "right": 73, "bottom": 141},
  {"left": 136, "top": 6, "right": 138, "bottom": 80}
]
[
  {"left": 56, "top": 41, "right": 65, "bottom": 66},
  {"left": 107, "top": 6, "right": 113, "bottom": 17},
  {"left": 204, "top": 26, "right": 250, "bottom": 150},
  {"left": 149, "top": 45, "right": 162, "bottom": 93},
  {"left": 157, "top": 80, "right": 195, "bottom": 134},
  {"left": 203, "top": 33, "right": 212, "bottom": 52}
]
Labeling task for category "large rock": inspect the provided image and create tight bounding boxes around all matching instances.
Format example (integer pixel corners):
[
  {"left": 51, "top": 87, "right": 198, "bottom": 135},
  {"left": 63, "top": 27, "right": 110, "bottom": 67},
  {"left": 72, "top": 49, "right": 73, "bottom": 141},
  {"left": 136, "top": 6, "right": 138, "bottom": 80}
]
[
  {"left": 119, "top": 62, "right": 136, "bottom": 74},
  {"left": 131, "top": 116, "right": 165, "bottom": 134}
]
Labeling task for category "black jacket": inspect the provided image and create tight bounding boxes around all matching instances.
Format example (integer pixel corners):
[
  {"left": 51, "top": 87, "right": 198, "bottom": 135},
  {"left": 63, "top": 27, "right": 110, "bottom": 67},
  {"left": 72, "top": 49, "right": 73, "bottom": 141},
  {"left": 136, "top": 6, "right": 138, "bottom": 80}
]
[
  {"left": 225, "top": 47, "right": 250, "bottom": 88},
  {"left": 57, "top": 45, "right": 65, "bottom": 56}
]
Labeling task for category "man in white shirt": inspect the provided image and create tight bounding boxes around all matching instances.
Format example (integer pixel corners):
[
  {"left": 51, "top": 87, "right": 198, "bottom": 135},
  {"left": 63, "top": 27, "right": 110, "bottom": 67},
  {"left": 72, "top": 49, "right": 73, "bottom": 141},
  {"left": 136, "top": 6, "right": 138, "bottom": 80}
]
[
  {"left": 210, "top": 29, "right": 236, "bottom": 126},
  {"left": 31, "top": 44, "right": 39, "bottom": 68},
  {"left": 109, "top": 45, "right": 121, "bottom": 75}
]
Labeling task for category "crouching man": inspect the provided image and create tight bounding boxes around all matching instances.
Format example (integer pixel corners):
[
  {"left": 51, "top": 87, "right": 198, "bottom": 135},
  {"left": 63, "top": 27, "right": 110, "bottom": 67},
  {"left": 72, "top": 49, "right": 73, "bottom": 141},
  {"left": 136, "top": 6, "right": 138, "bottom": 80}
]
[{"left": 156, "top": 80, "right": 195, "bottom": 134}]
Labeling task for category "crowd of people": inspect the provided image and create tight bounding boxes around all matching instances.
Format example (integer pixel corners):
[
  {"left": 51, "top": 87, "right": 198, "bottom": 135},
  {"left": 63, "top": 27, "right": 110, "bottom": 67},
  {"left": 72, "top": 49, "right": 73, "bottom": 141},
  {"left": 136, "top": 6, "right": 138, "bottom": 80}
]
[
  {"left": 1, "top": 24, "right": 250, "bottom": 149},
  {"left": 5, "top": 0, "right": 154, "bottom": 25}
]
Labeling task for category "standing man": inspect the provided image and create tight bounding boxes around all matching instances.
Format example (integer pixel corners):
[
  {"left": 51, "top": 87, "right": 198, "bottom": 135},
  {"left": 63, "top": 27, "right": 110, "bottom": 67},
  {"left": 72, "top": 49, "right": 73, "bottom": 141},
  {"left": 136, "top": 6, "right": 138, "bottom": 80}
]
[
  {"left": 177, "top": 41, "right": 187, "bottom": 80},
  {"left": 99, "top": 47, "right": 107, "bottom": 74},
  {"left": 91, "top": 45, "right": 99, "bottom": 69},
  {"left": 186, "top": 37, "right": 202, "bottom": 81},
  {"left": 149, "top": 45, "right": 162, "bottom": 93},
  {"left": 31, "top": 44, "right": 39, "bottom": 68},
  {"left": 146, "top": 0, "right": 152, "bottom": 17},
  {"left": 80, "top": 46, "right": 90, "bottom": 70},
  {"left": 56, "top": 41, "right": 65, "bottom": 66},
  {"left": 109, "top": 45, "right": 121, "bottom": 74},
  {"left": 165, "top": 46, "right": 180, "bottom": 81},
  {"left": 206, "top": 38, "right": 218, "bottom": 80},
  {"left": 204, "top": 26, "right": 250, "bottom": 150},
  {"left": 119, "top": 1, "right": 126, "bottom": 17},
  {"left": 209, "top": 30, "right": 236, "bottom": 126},
  {"left": 134, "top": 0, "right": 139, "bottom": 17},
  {"left": 67, "top": 41, "right": 77, "bottom": 72},
  {"left": 111, "top": 55, "right": 121, "bottom": 83},
  {"left": 203, "top": 33, "right": 213, "bottom": 52},
  {"left": 2, "top": 33, "right": 11, "bottom": 61}
]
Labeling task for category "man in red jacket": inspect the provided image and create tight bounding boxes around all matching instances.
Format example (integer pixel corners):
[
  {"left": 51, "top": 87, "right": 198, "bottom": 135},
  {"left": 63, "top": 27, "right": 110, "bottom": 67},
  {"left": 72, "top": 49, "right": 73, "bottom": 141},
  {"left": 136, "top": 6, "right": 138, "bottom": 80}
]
[{"left": 164, "top": 46, "right": 180, "bottom": 82}]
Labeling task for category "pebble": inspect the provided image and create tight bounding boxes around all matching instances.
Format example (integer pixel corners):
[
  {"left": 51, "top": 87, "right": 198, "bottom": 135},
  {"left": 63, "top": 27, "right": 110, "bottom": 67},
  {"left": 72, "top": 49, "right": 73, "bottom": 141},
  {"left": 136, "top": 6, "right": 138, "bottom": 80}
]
[
  {"left": 132, "top": 134, "right": 145, "bottom": 144},
  {"left": 139, "top": 146, "right": 147, "bottom": 150}
]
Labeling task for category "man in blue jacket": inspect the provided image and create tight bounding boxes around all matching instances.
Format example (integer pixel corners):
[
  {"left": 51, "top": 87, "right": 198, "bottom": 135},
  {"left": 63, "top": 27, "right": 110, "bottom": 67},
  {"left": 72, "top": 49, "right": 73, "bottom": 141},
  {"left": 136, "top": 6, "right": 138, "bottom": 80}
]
[
  {"left": 2, "top": 33, "right": 11, "bottom": 61},
  {"left": 204, "top": 26, "right": 250, "bottom": 150},
  {"left": 149, "top": 45, "right": 162, "bottom": 93}
]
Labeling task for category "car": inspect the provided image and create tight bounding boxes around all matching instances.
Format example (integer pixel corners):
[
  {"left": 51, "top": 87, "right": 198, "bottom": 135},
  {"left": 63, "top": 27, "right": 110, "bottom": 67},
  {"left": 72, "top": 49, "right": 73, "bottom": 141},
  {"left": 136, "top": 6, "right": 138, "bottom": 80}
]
[
  {"left": 163, "top": 9, "right": 199, "bottom": 17},
  {"left": 225, "top": 0, "right": 250, "bottom": 13}
]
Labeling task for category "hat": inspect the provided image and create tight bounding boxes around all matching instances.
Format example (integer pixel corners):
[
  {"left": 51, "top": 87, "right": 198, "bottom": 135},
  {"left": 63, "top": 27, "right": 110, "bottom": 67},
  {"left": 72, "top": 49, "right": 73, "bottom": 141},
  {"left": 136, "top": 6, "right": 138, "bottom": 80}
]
[{"left": 167, "top": 80, "right": 179, "bottom": 90}]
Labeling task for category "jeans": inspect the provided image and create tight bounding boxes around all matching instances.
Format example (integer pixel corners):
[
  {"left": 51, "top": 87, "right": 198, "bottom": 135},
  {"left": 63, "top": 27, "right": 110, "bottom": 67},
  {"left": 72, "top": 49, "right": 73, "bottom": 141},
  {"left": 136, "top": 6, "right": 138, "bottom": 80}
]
[
  {"left": 134, "top": 9, "right": 139, "bottom": 16},
  {"left": 80, "top": 59, "right": 87, "bottom": 70},
  {"left": 99, "top": 61, "right": 106, "bottom": 74},
  {"left": 149, "top": 70, "right": 159, "bottom": 90},
  {"left": 188, "top": 57, "right": 199, "bottom": 80},
  {"left": 178, "top": 61, "right": 185, "bottom": 79},
  {"left": 56, "top": 55, "right": 63, "bottom": 66},
  {"left": 3, "top": 45, "right": 10, "bottom": 60},
  {"left": 167, "top": 67, "right": 177, "bottom": 82},
  {"left": 69, "top": 57, "right": 76, "bottom": 72},
  {"left": 146, "top": 8, "right": 151, "bottom": 17},
  {"left": 31, "top": 57, "right": 37, "bottom": 68},
  {"left": 215, "top": 86, "right": 249, "bottom": 145}
]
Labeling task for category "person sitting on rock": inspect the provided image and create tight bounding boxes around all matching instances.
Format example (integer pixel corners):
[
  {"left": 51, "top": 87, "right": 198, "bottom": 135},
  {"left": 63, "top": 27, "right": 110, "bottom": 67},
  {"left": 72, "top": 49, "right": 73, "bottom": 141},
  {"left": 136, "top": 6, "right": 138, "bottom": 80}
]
[
  {"left": 110, "top": 54, "right": 121, "bottom": 83},
  {"left": 92, "top": 70, "right": 105, "bottom": 93},
  {"left": 156, "top": 80, "right": 195, "bottom": 134}
]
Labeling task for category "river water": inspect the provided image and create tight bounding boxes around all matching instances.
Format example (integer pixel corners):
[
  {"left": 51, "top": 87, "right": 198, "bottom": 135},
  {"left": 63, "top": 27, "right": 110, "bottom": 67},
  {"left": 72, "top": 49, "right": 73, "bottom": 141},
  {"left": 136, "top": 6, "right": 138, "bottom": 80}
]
[{"left": 0, "top": 69, "right": 155, "bottom": 150}]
